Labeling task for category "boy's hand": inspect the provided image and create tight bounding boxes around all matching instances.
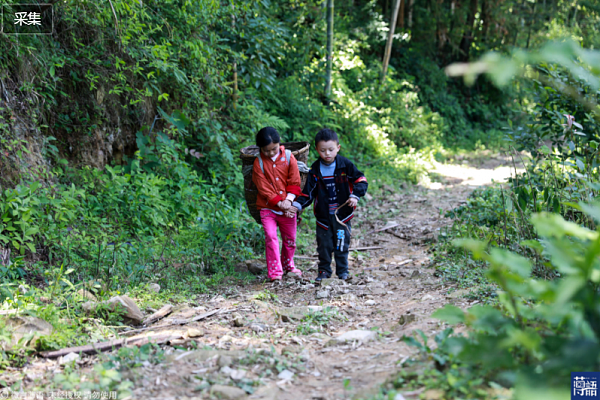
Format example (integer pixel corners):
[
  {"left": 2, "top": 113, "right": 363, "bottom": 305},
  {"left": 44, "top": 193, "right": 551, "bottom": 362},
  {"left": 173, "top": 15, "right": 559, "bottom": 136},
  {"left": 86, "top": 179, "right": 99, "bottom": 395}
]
[
  {"left": 278, "top": 200, "right": 291, "bottom": 211},
  {"left": 284, "top": 210, "right": 296, "bottom": 218},
  {"left": 289, "top": 206, "right": 299, "bottom": 214},
  {"left": 347, "top": 197, "right": 358, "bottom": 208}
]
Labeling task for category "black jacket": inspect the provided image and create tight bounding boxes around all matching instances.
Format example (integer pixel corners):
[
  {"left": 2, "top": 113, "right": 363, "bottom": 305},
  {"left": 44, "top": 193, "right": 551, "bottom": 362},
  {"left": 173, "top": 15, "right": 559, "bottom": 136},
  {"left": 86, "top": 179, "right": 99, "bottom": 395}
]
[{"left": 294, "top": 155, "right": 368, "bottom": 230}]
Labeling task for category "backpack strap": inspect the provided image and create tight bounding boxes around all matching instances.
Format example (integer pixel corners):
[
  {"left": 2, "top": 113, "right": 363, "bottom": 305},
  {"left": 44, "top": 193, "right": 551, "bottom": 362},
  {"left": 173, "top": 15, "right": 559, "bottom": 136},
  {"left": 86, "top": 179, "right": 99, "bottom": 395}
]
[
  {"left": 258, "top": 149, "right": 290, "bottom": 174},
  {"left": 258, "top": 153, "right": 265, "bottom": 174}
]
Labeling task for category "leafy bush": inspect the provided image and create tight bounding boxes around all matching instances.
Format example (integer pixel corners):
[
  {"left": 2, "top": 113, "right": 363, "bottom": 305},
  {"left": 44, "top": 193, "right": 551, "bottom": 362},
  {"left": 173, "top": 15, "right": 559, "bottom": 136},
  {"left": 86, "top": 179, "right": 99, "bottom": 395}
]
[{"left": 430, "top": 206, "right": 600, "bottom": 399}]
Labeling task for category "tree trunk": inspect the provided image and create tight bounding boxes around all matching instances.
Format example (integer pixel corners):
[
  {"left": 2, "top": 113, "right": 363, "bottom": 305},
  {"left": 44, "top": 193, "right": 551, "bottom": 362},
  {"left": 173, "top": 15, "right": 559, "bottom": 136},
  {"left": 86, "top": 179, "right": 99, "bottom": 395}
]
[
  {"left": 458, "top": 0, "right": 478, "bottom": 61},
  {"left": 481, "top": 0, "right": 490, "bottom": 44},
  {"left": 231, "top": 1, "right": 238, "bottom": 110},
  {"left": 526, "top": 0, "right": 537, "bottom": 49},
  {"left": 408, "top": 0, "right": 414, "bottom": 28},
  {"left": 397, "top": 0, "right": 405, "bottom": 29},
  {"left": 325, "top": 0, "right": 334, "bottom": 97},
  {"left": 382, "top": 0, "right": 402, "bottom": 83}
]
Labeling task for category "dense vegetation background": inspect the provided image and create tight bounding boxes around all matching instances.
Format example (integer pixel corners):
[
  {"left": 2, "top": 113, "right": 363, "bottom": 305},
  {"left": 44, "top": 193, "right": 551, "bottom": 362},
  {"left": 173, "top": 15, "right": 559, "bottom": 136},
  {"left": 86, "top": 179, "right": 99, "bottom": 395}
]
[{"left": 2, "top": 0, "right": 600, "bottom": 397}]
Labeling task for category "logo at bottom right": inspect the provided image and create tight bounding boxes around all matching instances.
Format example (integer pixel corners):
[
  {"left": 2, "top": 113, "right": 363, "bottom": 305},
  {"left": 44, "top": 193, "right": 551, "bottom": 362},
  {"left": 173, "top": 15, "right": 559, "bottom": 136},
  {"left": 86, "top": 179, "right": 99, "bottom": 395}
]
[{"left": 573, "top": 372, "right": 600, "bottom": 399}]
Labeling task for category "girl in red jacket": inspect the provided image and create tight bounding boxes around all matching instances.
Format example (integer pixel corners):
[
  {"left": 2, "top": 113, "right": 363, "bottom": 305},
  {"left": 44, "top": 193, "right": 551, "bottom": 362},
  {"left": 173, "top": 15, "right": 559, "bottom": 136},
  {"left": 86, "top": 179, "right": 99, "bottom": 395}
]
[{"left": 252, "top": 127, "right": 303, "bottom": 281}]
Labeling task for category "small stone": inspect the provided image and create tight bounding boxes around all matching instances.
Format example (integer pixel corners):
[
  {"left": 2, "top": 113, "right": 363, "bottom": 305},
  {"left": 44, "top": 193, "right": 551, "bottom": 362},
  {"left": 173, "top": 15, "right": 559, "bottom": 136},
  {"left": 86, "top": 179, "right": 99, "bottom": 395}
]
[
  {"left": 410, "top": 270, "right": 421, "bottom": 279},
  {"left": 394, "top": 394, "right": 407, "bottom": 400},
  {"left": 233, "top": 314, "right": 245, "bottom": 327},
  {"left": 365, "top": 193, "right": 373, "bottom": 201},
  {"left": 6, "top": 316, "right": 53, "bottom": 348},
  {"left": 76, "top": 289, "right": 97, "bottom": 301},
  {"left": 250, "top": 323, "right": 267, "bottom": 332},
  {"left": 58, "top": 352, "right": 80, "bottom": 365},
  {"left": 187, "top": 328, "right": 204, "bottom": 338},
  {"left": 365, "top": 300, "right": 376, "bottom": 306},
  {"left": 210, "top": 384, "right": 247, "bottom": 400},
  {"left": 148, "top": 283, "right": 160, "bottom": 293},
  {"left": 277, "top": 369, "right": 294, "bottom": 380},
  {"left": 220, "top": 335, "right": 234, "bottom": 344},
  {"left": 82, "top": 301, "right": 97, "bottom": 313},
  {"left": 316, "top": 290, "right": 330, "bottom": 299},
  {"left": 230, "top": 369, "right": 246, "bottom": 380},
  {"left": 106, "top": 295, "right": 144, "bottom": 324},
  {"left": 246, "top": 260, "right": 266, "bottom": 275},
  {"left": 319, "top": 278, "right": 339, "bottom": 287},
  {"left": 399, "top": 314, "right": 417, "bottom": 325},
  {"left": 282, "top": 346, "right": 299, "bottom": 355},
  {"left": 252, "top": 385, "right": 281, "bottom": 400},
  {"left": 18, "top": 285, "right": 27, "bottom": 295},
  {"left": 327, "top": 330, "right": 377, "bottom": 346},
  {"left": 279, "top": 306, "right": 321, "bottom": 322},
  {"left": 218, "top": 355, "right": 233, "bottom": 367},
  {"left": 423, "top": 389, "right": 444, "bottom": 400}
]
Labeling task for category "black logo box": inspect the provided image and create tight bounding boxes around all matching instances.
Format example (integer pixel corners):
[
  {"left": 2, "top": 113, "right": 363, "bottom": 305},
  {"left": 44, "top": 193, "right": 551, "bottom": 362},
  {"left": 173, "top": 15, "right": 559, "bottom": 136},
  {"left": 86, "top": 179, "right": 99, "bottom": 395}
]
[{"left": 2, "top": 4, "right": 53, "bottom": 35}]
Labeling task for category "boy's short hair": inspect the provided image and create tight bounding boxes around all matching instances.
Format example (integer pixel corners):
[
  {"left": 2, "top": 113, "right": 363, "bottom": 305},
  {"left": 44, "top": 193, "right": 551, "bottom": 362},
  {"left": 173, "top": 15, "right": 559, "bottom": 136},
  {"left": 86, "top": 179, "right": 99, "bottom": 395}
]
[{"left": 315, "top": 128, "right": 338, "bottom": 145}]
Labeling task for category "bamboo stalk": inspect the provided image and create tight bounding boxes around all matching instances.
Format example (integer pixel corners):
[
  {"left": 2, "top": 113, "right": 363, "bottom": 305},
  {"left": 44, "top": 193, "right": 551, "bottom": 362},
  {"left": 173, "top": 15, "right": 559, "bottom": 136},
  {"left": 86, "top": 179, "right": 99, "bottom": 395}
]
[
  {"left": 381, "top": 0, "right": 402, "bottom": 83},
  {"left": 325, "top": 0, "right": 334, "bottom": 97}
]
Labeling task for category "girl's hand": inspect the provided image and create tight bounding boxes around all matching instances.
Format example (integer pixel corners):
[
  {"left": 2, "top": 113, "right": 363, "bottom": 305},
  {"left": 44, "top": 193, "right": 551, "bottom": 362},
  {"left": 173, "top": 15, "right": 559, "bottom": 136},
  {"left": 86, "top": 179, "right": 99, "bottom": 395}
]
[
  {"left": 278, "top": 199, "right": 292, "bottom": 211},
  {"left": 284, "top": 211, "right": 296, "bottom": 218}
]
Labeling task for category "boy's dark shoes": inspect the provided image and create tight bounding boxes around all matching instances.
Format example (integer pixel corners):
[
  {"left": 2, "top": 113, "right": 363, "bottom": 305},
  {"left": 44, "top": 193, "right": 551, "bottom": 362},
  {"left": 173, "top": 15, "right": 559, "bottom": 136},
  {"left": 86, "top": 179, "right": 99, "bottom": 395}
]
[
  {"left": 315, "top": 270, "right": 331, "bottom": 283},
  {"left": 338, "top": 273, "right": 351, "bottom": 281}
]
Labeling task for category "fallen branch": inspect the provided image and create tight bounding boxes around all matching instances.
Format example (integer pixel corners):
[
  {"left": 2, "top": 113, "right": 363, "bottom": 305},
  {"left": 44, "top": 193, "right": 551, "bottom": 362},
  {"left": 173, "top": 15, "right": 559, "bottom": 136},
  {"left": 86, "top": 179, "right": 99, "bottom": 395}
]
[
  {"left": 40, "top": 333, "right": 182, "bottom": 359},
  {"left": 388, "top": 231, "right": 406, "bottom": 240},
  {"left": 120, "top": 308, "right": 224, "bottom": 337},
  {"left": 348, "top": 246, "right": 384, "bottom": 251},
  {"left": 294, "top": 255, "right": 318, "bottom": 260},
  {"left": 142, "top": 304, "right": 173, "bottom": 326},
  {"left": 310, "top": 246, "right": 384, "bottom": 256},
  {"left": 369, "top": 223, "right": 400, "bottom": 234}
]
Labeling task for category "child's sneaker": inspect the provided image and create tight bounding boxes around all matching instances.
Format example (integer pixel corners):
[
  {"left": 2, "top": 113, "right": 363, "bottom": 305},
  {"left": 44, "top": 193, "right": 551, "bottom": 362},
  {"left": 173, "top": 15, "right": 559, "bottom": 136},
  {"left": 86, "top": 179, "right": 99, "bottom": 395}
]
[
  {"left": 315, "top": 270, "right": 331, "bottom": 282},
  {"left": 338, "top": 273, "right": 351, "bottom": 281}
]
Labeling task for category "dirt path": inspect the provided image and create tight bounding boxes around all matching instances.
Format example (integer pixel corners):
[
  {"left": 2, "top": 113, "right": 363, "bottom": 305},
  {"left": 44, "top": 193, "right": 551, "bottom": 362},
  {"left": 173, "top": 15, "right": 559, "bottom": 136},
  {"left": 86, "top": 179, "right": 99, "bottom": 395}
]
[{"left": 16, "top": 157, "right": 516, "bottom": 400}]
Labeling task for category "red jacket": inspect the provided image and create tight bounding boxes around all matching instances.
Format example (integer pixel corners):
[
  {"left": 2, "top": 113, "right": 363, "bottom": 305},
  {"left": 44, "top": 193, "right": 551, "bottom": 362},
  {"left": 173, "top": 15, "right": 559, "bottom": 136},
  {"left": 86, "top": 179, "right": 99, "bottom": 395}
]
[{"left": 252, "top": 145, "right": 303, "bottom": 211}]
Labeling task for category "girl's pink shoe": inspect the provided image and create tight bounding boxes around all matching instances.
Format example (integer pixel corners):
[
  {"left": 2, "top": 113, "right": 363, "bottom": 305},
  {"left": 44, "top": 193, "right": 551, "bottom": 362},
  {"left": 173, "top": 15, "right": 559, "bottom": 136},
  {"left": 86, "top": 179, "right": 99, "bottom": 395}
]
[{"left": 284, "top": 268, "right": 302, "bottom": 279}]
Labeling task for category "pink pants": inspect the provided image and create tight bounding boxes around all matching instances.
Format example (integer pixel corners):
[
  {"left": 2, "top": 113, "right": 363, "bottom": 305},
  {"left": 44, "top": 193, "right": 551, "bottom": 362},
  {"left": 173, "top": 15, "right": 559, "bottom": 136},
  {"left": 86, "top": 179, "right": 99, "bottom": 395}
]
[{"left": 260, "top": 209, "right": 301, "bottom": 279}]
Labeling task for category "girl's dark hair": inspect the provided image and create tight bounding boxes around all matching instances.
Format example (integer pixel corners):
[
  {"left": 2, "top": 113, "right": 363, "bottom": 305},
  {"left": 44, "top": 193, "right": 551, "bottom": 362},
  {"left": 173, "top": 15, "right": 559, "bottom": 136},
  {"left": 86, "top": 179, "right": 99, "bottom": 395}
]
[
  {"left": 256, "top": 127, "right": 281, "bottom": 148},
  {"left": 315, "top": 128, "right": 338, "bottom": 145}
]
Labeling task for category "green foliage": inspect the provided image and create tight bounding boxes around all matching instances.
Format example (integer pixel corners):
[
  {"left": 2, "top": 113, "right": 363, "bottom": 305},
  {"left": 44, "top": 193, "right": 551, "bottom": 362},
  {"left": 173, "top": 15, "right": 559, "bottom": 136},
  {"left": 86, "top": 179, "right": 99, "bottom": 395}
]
[
  {"left": 51, "top": 363, "right": 133, "bottom": 399},
  {"left": 296, "top": 306, "right": 344, "bottom": 335},
  {"left": 429, "top": 206, "right": 600, "bottom": 399},
  {"left": 0, "top": 130, "right": 260, "bottom": 293},
  {"left": 253, "top": 290, "right": 279, "bottom": 302}
]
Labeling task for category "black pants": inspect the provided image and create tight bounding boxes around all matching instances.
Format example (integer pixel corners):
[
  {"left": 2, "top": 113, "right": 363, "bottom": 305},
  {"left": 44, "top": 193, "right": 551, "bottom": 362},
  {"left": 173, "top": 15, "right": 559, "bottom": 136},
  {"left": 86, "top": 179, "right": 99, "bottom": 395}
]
[{"left": 316, "top": 214, "right": 351, "bottom": 277}]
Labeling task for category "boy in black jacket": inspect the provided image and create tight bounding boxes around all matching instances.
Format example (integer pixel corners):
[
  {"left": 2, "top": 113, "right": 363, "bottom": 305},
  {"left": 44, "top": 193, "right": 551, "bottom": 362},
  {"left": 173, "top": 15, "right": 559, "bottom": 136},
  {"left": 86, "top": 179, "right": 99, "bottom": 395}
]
[{"left": 292, "top": 128, "right": 368, "bottom": 281}]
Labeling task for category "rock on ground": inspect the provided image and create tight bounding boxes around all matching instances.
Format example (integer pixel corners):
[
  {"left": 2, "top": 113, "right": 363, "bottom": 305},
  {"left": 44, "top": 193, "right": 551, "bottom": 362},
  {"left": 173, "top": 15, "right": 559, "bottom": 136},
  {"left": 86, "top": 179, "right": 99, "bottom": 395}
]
[
  {"left": 210, "top": 384, "right": 247, "bottom": 399},
  {"left": 148, "top": 283, "right": 161, "bottom": 293},
  {"left": 106, "top": 295, "right": 144, "bottom": 324},
  {"left": 5, "top": 316, "right": 53, "bottom": 348},
  {"left": 327, "top": 330, "right": 377, "bottom": 346}
]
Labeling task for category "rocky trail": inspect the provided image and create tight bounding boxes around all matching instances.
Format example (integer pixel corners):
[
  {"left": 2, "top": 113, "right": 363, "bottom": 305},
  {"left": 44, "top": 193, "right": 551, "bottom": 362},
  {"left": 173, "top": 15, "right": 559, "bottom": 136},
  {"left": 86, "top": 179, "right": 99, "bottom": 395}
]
[{"left": 12, "top": 155, "right": 516, "bottom": 400}]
